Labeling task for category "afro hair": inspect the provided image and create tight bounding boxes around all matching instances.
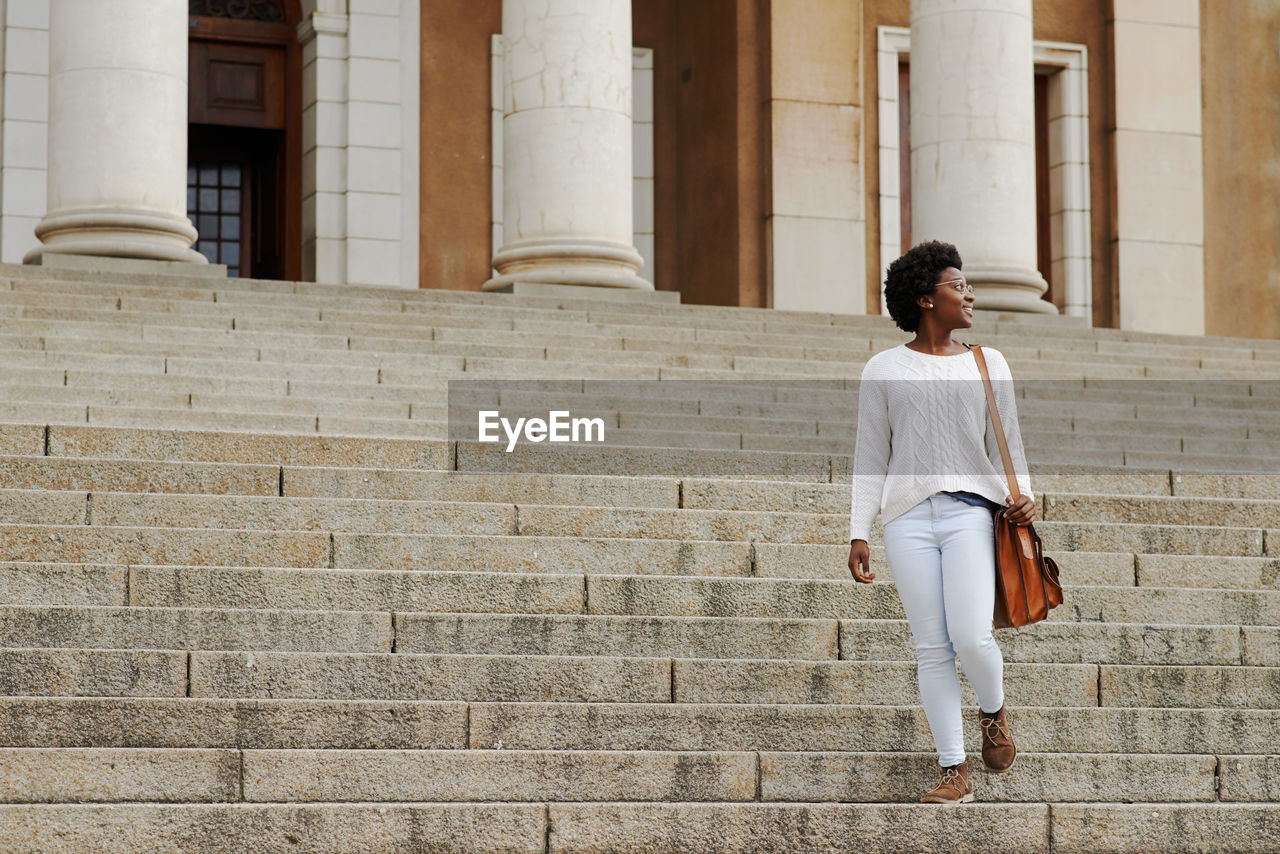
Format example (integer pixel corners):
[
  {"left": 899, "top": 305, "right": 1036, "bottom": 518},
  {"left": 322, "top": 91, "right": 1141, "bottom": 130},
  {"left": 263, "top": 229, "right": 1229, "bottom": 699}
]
[{"left": 883, "top": 240, "right": 963, "bottom": 333}]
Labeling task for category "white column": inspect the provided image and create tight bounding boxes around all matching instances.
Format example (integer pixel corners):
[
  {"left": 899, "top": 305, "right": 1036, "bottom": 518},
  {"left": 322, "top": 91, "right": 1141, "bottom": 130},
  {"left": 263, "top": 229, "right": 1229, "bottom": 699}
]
[
  {"left": 1112, "top": 0, "right": 1203, "bottom": 335},
  {"left": 909, "top": 0, "right": 1052, "bottom": 313},
  {"left": 484, "top": 0, "right": 651, "bottom": 291},
  {"left": 25, "top": 0, "right": 203, "bottom": 265}
]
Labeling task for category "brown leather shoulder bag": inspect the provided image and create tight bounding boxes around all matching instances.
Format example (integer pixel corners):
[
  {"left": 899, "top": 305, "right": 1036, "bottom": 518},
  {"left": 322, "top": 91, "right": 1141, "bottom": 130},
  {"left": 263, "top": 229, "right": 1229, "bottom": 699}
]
[{"left": 971, "top": 345, "right": 1064, "bottom": 629}]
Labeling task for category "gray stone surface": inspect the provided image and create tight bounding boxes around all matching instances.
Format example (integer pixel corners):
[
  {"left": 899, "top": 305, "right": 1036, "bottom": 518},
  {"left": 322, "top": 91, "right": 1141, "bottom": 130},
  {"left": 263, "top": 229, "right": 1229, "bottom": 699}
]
[
  {"left": 759, "top": 751, "right": 1216, "bottom": 803},
  {"left": 0, "top": 606, "right": 390, "bottom": 652},
  {"left": 1137, "top": 553, "right": 1280, "bottom": 590},
  {"left": 0, "top": 649, "right": 186, "bottom": 697},
  {"left": 548, "top": 802, "right": 1050, "bottom": 854},
  {"left": 334, "top": 534, "right": 752, "bottom": 576},
  {"left": 191, "top": 651, "right": 667, "bottom": 702},
  {"left": 244, "top": 749, "right": 755, "bottom": 802},
  {"left": 0, "top": 562, "right": 125, "bottom": 606},
  {"left": 0, "top": 524, "right": 330, "bottom": 567},
  {"left": 0, "top": 803, "right": 545, "bottom": 853},
  {"left": 47, "top": 424, "right": 451, "bottom": 468},
  {"left": 91, "top": 493, "right": 515, "bottom": 535},
  {"left": 0, "top": 698, "right": 465, "bottom": 749},
  {"left": 839, "top": 619, "right": 1244, "bottom": 665},
  {"left": 1219, "top": 755, "right": 1280, "bottom": 801},
  {"left": 0, "top": 454, "right": 279, "bottom": 495},
  {"left": 0, "top": 748, "right": 238, "bottom": 803},
  {"left": 671, "top": 659, "right": 1097, "bottom": 706},
  {"left": 131, "top": 567, "right": 584, "bottom": 613},
  {"left": 468, "top": 703, "right": 1280, "bottom": 754},
  {"left": 1100, "top": 664, "right": 1280, "bottom": 708},
  {"left": 397, "top": 613, "right": 838, "bottom": 660},
  {"left": 1050, "top": 804, "right": 1280, "bottom": 853},
  {"left": 282, "top": 467, "right": 680, "bottom": 506}
]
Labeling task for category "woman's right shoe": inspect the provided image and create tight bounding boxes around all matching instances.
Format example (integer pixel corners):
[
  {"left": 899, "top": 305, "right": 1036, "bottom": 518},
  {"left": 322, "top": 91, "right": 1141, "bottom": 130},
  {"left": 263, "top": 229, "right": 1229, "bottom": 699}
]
[{"left": 920, "top": 761, "right": 974, "bottom": 804}]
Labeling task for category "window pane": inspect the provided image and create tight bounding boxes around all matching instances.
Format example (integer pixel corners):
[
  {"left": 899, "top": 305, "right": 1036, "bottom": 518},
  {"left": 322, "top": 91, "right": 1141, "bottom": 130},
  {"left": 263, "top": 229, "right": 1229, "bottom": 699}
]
[
  {"left": 222, "top": 164, "right": 241, "bottom": 187},
  {"left": 221, "top": 242, "right": 240, "bottom": 266},
  {"left": 197, "top": 214, "right": 218, "bottom": 238},
  {"left": 198, "top": 188, "right": 218, "bottom": 210},
  {"left": 197, "top": 241, "right": 218, "bottom": 262},
  {"left": 221, "top": 189, "right": 240, "bottom": 213},
  {"left": 227, "top": 267, "right": 240, "bottom": 277},
  {"left": 187, "top": 164, "right": 196, "bottom": 185},
  {"left": 199, "top": 163, "right": 218, "bottom": 185},
  {"left": 220, "top": 215, "right": 240, "bottom": 238},
  {"left": 187, "top": 188, "right": 197, "bottom": 211}
]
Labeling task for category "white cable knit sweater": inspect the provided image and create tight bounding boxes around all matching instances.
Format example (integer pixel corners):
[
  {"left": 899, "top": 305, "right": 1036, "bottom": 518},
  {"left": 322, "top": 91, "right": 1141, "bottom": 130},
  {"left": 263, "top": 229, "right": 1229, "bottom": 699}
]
[{"left": 848, "top": 343, "right": 1033, "bottom": 542}]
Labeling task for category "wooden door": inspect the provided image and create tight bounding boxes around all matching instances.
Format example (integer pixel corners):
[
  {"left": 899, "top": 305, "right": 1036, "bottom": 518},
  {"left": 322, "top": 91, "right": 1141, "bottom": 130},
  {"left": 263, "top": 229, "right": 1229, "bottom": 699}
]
[{"left": 188, "top": 9, "right": 300, "bottom": 280}]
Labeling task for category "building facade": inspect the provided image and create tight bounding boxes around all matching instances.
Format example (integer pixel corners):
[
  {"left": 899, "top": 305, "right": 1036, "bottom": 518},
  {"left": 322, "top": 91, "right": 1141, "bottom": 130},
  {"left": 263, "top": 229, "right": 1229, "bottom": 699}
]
[{"left": 1, "top": 0, "right": 1277, "bottom": 337}]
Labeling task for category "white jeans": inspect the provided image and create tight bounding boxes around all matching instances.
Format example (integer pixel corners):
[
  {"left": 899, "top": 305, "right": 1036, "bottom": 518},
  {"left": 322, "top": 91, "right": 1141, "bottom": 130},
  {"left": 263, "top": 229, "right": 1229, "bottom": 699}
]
[{"left": 882, "top": 493, "right": 1005, "bottom": 767}]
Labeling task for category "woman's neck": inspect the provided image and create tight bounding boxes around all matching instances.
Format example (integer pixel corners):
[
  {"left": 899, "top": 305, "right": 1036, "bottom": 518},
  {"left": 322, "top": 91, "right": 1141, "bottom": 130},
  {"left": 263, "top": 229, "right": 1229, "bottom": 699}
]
[{"left": 907, "top": 322, "right": 963, "bottom": 355}]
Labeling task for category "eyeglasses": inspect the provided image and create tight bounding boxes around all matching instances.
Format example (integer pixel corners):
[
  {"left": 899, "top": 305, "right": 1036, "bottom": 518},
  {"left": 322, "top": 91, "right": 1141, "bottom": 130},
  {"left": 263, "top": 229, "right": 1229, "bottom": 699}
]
[{"left": 937, "top": 278, "right": 974, "bottom": 295}]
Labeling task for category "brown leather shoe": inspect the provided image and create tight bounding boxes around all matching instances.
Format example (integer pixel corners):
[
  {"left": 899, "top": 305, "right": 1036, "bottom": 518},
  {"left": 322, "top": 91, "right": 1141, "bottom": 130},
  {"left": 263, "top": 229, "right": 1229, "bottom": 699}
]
[
  {"left": 978, "top": 704, "right": 1017, "bottom": 773},
  {"left": 920, "top": 761, "right": 974, "bottom": 804}
]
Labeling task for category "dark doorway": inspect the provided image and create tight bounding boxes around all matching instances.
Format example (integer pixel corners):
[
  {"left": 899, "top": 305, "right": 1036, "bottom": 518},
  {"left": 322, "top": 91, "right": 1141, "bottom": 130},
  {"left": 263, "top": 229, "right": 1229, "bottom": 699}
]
[{"left": 188, "top": 7, "right": 300, "bottom": 279}]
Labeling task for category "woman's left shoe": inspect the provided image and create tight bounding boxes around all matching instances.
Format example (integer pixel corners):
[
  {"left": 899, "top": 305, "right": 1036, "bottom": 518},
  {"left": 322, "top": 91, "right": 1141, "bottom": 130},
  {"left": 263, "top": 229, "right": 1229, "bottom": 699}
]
[{"left": 977, "top": 704, "right": 1017, "bottom": 773}]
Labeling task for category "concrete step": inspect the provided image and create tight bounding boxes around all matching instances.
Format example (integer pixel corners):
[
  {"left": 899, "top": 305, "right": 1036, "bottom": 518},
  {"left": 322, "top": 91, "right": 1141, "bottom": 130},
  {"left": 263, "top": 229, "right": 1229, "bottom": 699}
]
[
  {"left": 0, "top": 649, "right": 187, "bottom": 697},
  {"left": 0, "top": 455, "right": 275, "bottom": 498},
  {"left": 0, "top": 697, "right": 464, "bottom": 749},
  {"left": 42, "top": 424, "right": 451, "bottom": 468},
  {"left": 1045, "top": 492, "right": 1280, "bottom": 527},
  {"left": 0, "top": 563, "right": 125, "bottom": 606},
  {"left": 0, "top": 606, "right": 390, "bottom": 652},
  {"left": 394, "top": 612, "right": 1277, "bottom": 665},
  {"left": 188, "top": 650, "right": 1096, "bottom": 706},
  {"left": 84, "top": 492, "right": 516, "bottom": 536},
  {"left": 123, "top": 566, "right": 1280, "bottom": 628},
  {"left": 0, "top": 523, "right": 333, "bottom": 567},
  {"left": 468, "top": 701, "right": 1280, "bottom": 755},
  {"left": 1137, "top": 554, "right": 1280, "bottom": 591},
  {"left": 0, "top": 802, "right": 544, "bottom": 853}
]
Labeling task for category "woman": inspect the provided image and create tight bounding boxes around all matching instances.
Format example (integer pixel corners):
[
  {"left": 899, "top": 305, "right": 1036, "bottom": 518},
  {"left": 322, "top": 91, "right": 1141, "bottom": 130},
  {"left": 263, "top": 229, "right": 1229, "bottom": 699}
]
[{"left": 846, "top": 240, "right": 1037, "bottom": 804}]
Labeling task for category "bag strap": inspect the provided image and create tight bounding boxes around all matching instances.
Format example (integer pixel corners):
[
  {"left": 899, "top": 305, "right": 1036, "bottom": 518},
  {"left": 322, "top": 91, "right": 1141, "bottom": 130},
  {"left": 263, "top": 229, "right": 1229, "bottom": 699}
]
[{"left": 970, "top": 344, "right": 1021, "bottom": 502}]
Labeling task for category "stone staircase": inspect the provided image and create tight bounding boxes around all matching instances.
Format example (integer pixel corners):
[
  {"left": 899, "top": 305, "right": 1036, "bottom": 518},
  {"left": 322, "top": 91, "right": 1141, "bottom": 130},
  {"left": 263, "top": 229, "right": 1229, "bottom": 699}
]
[{"left": 0, "top": 262, "right": 1278, "bottom": 852}]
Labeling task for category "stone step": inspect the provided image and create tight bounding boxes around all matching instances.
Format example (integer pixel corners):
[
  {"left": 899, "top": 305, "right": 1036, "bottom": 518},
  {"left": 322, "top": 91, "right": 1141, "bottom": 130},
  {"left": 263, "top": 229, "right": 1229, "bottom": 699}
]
[
  {"left": 0, "top": 523, "right": 332, "bottom": 567},
  {"left": 0, "top": 649, "right": 187, "bottom": 697},
  {"left": 0, "top": 606, "right": 390, "bottom": 652},
  {"left": 281, "top": 467, "right": 680, "bottom": 506},
  {"left": 1045, "top": 492, "right": 1280, "bottom": 527},
  {"left": 468, "top": 702, "right": 1280, "bottom": 755},
  {"left": 0, "top": 563, "right": 125, "bottom": 606},
  {"left": 394, "top": 613, "right": 1275, "bottom": 665},
  {"left": 83, "top": 491, "right": 516, "bottom": 536},
  {"left": 0, "top": 802, "right": 546, "bottom": 853},
  {"left": 124, "top": 566, "right": 1280, "bottom": 628},
  {"left": 0, "top": 697, "right": 464, "bottom": 749},
  {"left": 1136, "top": 554, "right": 1280, "bottom": 591},
  {"left": 185, "top": 651, "right": 1097, "bottom": 706},
  {"left": 42, "top": 424, "right": 451, "bottom": 468}
]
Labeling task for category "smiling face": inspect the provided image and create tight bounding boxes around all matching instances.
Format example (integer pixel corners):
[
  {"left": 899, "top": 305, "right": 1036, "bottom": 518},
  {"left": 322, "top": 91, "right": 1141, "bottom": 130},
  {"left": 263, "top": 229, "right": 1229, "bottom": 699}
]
[{"left": 919, "top": 266, "right": 975, "bottom": 330}]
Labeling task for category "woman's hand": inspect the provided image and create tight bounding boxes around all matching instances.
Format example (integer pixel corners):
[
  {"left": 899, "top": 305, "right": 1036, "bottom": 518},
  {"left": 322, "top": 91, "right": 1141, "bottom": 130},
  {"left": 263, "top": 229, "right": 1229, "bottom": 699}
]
[
  {"left": 1004, "top": 494, "right": 1037, "bottom": 525},
  {"left": 848, "top": 539, "right": 875, "bottom": 583}
]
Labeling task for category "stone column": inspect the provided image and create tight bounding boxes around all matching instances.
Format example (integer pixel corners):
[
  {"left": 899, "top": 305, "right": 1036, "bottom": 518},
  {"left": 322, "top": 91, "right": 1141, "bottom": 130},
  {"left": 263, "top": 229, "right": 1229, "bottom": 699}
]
[
  {"left": 483, "top": 0, "right": 651, "bottom": 292},
  {"left": 25, "top": 0, "right": 204, "bottom": 265},
  {"left": 909, "top": 0, "right": 1052, "bottom": 313}
]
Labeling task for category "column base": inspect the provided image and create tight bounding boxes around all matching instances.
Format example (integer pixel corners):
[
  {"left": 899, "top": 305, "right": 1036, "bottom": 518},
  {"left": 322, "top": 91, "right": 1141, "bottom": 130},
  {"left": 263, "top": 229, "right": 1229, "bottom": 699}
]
[
  {"left": 968, "top": 265, "right": 1058, "bottom": 315},
  {"left": 494, "top": 280, "right": 680, "bottom": 303},
  {"left": 483, "top": 238, "right": 653, "bottom": 292},
  {"left": 25, "top": 208, "right": 208, "bottom": 266}
]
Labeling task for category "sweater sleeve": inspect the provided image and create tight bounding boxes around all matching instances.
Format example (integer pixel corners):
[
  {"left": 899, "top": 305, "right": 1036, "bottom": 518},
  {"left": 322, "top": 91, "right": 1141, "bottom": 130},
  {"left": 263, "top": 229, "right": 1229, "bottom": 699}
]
[
  {"left": 849, "top": 360, "right": 890, "bottom": 542},
  {"left": 984, "top": 348, "right": 1034, "bottom": 502}
]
